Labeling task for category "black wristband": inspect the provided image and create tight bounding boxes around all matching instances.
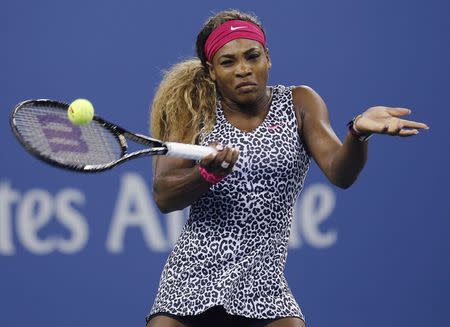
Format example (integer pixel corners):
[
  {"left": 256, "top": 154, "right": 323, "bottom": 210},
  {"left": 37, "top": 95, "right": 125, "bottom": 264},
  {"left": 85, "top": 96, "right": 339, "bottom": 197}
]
[{"left": 347, "top": 115, "right": 373, "bottom": 142}]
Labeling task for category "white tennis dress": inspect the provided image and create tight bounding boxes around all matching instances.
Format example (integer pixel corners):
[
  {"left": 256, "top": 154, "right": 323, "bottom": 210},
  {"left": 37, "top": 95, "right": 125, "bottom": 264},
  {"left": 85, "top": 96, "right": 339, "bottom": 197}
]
[{"left": 148, "top": 85, "right": 311, "bottom": 321}]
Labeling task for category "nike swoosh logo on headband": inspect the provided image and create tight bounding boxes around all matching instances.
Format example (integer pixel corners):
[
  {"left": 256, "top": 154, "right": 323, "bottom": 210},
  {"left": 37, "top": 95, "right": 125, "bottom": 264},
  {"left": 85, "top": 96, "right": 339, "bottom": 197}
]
[{"left": 230, "top": 26, "right": 247, "bottom": 31}]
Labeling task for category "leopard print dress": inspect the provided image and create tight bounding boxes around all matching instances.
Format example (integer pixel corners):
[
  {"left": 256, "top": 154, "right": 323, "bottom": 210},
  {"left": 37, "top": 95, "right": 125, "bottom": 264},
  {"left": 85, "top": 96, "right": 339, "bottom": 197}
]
[{"left": 148, "top": 85, "right": 311, "bottom": 321}]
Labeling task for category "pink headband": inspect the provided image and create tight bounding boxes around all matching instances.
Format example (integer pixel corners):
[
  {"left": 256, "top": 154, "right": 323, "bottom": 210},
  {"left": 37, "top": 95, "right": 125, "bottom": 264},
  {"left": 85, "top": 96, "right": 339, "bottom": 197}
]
[{"left": 204, "top": 20, "right": 266, "bottom": 62}]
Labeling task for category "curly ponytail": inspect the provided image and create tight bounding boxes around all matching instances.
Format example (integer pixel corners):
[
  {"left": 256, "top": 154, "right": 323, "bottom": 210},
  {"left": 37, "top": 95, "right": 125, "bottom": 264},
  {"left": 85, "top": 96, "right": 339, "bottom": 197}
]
[{"left": 150, "top": 59, "right": 216, "bottom": 144}]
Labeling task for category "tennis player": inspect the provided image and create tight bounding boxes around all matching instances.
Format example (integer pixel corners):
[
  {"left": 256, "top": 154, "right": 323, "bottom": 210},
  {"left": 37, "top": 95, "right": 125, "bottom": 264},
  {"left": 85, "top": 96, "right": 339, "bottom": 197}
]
[{"left": 146, "top": 9, "right": 428, "bottom": 327}]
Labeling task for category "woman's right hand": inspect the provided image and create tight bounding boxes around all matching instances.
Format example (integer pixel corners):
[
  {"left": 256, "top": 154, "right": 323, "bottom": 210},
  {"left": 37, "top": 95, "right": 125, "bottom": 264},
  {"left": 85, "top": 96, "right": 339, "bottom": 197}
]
[{"left": 199, "top": 142, "right": 240, "bottom": 175}]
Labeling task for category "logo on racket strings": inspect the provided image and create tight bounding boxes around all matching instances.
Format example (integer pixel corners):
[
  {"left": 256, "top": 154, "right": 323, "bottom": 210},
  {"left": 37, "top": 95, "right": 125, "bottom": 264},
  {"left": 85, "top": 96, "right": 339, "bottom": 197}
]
[{"left": 37, "top": 114, "right": 89, "bottom": 153}]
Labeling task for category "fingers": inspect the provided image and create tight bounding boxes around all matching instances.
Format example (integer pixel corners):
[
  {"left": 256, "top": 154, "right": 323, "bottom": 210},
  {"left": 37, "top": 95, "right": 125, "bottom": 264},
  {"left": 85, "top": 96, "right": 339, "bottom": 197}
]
[
  {"left": 397, "top": 129, "right": 419, "bottom": 137},
  {"left": 199, "top": 142, "right": 239, "bottom": 174},
  {"left": 199, "top": 142, "right": 221, "bottom": 166},
  {"left": 386, "top": 117, "right": 403, "bottom": 135},
  {"left": 398, "top": 119, "right": 429, "bottom": 130},
  {"left": 385, "top": 107, "right": 412, "bottom": 117},
  {"left": 358, "top": 106, "right": 429, "bottom": 138},
  {"left": 223, "top": 147, "right": 235, "bottom": 168},
  {"left": 380, "top": 117, "right": 429, "bottom": 136}
]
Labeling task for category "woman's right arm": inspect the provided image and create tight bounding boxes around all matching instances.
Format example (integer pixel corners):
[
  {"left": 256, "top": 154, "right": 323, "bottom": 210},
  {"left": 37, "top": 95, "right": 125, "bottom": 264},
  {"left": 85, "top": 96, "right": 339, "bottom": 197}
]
[{"left": 152, "top": 145, "right": 239, "bottom": 213}]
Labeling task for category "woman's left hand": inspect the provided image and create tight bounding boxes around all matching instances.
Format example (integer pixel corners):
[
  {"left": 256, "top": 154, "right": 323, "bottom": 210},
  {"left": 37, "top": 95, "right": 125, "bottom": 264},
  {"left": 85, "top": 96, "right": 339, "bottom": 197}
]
[{"left": 354, "top": 106, "right": 429, "bottom": 136}]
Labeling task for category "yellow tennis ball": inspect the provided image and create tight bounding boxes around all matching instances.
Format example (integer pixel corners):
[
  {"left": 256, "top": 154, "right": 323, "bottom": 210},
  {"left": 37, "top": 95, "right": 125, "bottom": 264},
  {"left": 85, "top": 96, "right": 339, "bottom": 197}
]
[{"left": 68, "top": 98, "right": 94, "bottom": 125}]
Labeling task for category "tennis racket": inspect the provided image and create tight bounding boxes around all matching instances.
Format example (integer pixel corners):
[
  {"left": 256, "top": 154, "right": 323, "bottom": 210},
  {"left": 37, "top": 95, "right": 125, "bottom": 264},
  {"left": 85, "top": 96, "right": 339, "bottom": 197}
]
[{"left": 10, "top": 99, "right": 216, "bottom": 172}]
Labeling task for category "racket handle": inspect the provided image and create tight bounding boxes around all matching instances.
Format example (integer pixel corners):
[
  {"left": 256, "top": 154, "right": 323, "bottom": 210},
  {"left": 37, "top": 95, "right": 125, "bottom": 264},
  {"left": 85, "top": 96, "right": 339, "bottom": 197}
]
[{"left": 165, "top": 142, "right": 217, "bottom": 160}]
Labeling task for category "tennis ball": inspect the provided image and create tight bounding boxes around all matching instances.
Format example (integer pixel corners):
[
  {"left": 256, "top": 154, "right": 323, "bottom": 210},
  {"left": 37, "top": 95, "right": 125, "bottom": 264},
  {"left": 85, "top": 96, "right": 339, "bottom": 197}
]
[{"left": 68, "top": 98, "right": 94, "bottom": 125}]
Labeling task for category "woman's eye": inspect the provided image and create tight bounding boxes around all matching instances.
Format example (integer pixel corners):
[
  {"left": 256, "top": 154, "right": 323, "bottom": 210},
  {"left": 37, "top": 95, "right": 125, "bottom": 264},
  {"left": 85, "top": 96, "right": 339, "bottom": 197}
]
[
  {"left": 221, "top": 60, "right": 233, "bottom": 66},
  {"left": 248, "top": 53, "right": 260, "bottom": 60}
]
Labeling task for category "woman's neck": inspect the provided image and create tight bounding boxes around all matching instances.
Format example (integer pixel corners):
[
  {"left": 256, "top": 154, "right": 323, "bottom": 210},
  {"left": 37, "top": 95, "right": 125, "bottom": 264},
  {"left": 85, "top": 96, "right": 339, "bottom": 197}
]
[
  {"left": 221, "top": 87, "right": 272, "bottom": 118},
  {"left": 219, "top": 87, "right": 273, "bottom": 133}
]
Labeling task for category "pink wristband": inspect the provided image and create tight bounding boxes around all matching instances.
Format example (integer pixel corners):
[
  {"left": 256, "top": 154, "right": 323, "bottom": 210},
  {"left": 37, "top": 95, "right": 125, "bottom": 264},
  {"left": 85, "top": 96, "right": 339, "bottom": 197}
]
[{"left": 198, "top": 165, "right": 225, "bottom": 184}]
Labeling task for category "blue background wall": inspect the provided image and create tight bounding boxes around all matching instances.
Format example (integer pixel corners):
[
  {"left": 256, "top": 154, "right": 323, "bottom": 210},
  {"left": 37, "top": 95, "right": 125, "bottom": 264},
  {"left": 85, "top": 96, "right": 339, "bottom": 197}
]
[{"left": 2, "top": 1, "right": 449, "bottom": 326}]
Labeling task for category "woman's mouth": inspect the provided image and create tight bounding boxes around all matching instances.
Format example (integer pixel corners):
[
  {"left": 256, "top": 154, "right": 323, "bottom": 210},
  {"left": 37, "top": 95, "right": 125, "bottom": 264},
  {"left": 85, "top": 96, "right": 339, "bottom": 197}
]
[{"left": 236, "top": 82, "right": 257, "bottom": 89}]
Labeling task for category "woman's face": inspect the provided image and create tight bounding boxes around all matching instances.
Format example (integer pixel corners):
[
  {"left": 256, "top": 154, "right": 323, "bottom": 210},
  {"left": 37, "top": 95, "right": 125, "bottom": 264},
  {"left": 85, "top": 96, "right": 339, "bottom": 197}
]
[{"left": 207, "top": 39, "right": 271, "bottom": 105}]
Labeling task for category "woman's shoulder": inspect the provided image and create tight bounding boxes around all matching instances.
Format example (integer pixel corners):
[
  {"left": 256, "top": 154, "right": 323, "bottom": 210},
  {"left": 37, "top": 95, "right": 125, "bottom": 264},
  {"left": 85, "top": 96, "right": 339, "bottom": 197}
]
[
  {"left": 290, "top": 84, "right": 320, "bottom": 98},
  {"left": 271, "top": 85, "right": 325, "bottom": 112},
  {"left": 271, "top": 84, "right": 315, "bottom": 95},
  {"left": 272, "top": 84, "right": 321, "bottom": 100},
  {"left": 290, "top": 85, "right": 326, "bottom": 113}
]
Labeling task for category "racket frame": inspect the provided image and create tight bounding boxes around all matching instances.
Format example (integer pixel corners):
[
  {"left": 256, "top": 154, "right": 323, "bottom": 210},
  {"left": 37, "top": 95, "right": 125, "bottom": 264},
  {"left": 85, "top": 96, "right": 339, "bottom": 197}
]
[{"left": 10, "top": 99, "right": 169, "bottom": 172}]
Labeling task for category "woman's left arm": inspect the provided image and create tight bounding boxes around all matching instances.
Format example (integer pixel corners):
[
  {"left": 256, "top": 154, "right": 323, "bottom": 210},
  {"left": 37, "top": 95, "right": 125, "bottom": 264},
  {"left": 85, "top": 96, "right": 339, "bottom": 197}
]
[{"left": 292, "top": 86, "right": 429, "bottom": 189}]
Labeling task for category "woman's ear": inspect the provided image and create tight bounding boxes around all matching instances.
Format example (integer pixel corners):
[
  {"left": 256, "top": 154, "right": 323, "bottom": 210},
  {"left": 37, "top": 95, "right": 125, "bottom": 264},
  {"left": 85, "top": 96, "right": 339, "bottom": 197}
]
[{"left": 207, "top": 61, "right": 216, "bottom": 81}]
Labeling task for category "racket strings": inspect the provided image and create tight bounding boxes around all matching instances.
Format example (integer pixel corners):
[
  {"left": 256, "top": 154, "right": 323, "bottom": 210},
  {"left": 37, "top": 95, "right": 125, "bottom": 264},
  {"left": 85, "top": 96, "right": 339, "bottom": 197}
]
[{"left": 14, "top": 103, "right": 123, "bottom": 167}]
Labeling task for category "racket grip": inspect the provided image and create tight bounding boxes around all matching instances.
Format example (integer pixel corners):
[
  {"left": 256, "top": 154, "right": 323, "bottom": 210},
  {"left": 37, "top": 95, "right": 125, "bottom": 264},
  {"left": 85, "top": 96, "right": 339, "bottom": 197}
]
[{"left": 165, "top": 142, "right": 217, "bottom": 160}]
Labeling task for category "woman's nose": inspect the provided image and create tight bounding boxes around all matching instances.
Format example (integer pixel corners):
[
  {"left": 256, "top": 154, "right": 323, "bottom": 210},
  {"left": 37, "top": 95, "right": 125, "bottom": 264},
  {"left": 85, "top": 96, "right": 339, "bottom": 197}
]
[{"left": 235, "top": 60, "right": 252, "bottom": 77}]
